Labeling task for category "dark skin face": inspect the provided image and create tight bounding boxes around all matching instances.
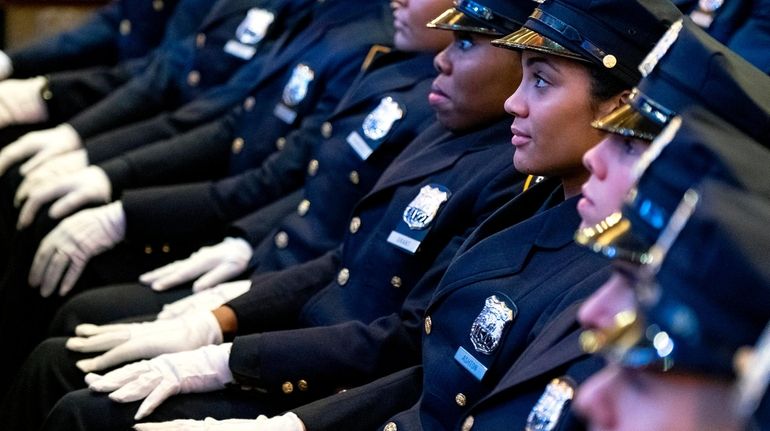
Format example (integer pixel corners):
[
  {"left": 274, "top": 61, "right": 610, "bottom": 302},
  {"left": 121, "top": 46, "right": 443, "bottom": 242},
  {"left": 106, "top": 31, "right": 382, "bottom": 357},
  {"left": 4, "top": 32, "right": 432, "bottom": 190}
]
[
  {"left": 430, "top": 32, "right": 522, "bottom": 131},
  {"left": 391, "top": 0, "right": 453, "bottom": 52},
  {"left": 504, "top": 51, "right": 626, "bottom": 198}
]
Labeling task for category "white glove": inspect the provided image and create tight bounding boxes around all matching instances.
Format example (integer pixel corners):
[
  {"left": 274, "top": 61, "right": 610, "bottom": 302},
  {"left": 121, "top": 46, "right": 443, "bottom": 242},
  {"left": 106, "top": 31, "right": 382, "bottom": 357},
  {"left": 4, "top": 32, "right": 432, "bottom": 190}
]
[
  {"left": 0, "top": 123, "right": 82, "bottom": 176},
  {"left": 133, "top": 413, "right": 305, "bottom": 431},
  {"left": 66, "top": 309, "right": 224, "bottom": 373},
  {"left": 140, "top": 237, "right": 253, "bottom": 292},
  {"left": 0, "top": 76, "right": 48, "bottom": 128},
  {"left": 157, "top": 280, "right": 252, "bottom": 320},
  {"left": 15, "top": 149, "right": 89, "bottom": 200},
  {"left": 29, "top": 201, "right": 125, "bottom": 297},
  {"left": 0, "top": 50, "right": 13, "bottom": 80},
  {"left": 16, "top": 165, "right": 112, "bottom": 229},
  {"left": 86, "top": 343, "right": 234, "bottom": 420}
]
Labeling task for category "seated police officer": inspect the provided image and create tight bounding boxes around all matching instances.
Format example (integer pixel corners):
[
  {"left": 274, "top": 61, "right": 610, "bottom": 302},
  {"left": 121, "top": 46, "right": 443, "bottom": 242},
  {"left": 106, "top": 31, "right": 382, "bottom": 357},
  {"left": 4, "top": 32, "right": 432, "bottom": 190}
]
[
  {"left": 575, "top": 179, "right": 770, "bottom": 431},
  {"left": 1, "top": 0, "right": 528, "bottom": 429}
]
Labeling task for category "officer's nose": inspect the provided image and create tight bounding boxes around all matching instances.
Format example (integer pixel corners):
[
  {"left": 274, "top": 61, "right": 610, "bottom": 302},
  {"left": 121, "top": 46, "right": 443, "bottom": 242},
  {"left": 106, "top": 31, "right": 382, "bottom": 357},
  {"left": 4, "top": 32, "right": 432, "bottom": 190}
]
[
  {"left": 577, "top": 273, "right": 636, "bottom": 332},
  {"left": 574, "top": 365, "right": 621, "bottom": 429}
]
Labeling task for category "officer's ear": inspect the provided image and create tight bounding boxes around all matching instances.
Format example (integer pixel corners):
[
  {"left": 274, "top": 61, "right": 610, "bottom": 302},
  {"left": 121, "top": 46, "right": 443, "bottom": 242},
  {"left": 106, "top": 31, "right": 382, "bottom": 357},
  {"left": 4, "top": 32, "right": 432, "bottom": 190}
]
[{"left": 594, "top": 89, "right": 631, "bottom": 120}]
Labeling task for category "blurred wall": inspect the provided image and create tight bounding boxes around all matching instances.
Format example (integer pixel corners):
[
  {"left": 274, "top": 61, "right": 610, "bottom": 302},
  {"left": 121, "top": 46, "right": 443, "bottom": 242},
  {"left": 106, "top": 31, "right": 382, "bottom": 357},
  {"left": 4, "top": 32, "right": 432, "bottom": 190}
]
[{"left": 1, "top": 1, "right": 107, "bottom": 49}]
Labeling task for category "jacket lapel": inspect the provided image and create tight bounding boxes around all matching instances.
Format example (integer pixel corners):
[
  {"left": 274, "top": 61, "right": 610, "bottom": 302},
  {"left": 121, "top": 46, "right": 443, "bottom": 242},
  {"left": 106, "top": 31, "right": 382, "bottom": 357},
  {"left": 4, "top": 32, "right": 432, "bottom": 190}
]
[
  {"left": 330, "top": 51, "right": 436, "bottom": 119},
  {"left": 368, "top": 119, "right": 511, "bottom": 196}
]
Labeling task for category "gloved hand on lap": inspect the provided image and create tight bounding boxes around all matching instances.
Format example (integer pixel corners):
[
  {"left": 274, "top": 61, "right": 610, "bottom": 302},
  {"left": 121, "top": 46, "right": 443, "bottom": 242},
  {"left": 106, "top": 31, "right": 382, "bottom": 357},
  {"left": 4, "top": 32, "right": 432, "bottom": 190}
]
[
  {"left": 16, "top": 165, "right": 112, "bottom": 229},
  {"left": 66, "top": 309, "right": 224, "bottom": 373},
  {"left": 86, "top": 343, "right": 234, "bottom": 420},
  {"left": 29, "top": 201, "right": 125, "bottom": 297},
  {"left": 140, "top": 237, "right": 253, "bottom": 292}
]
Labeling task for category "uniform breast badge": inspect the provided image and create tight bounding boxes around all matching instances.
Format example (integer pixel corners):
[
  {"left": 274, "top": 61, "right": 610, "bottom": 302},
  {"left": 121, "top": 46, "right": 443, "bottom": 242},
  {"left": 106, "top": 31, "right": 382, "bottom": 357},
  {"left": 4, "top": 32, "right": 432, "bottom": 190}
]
[
  {"left": 387, "top": 184, "right": 451, "bottom": 254},
  {"left": 454, "top": 295, "right": 516, "bottom": 380},
  {"left": 348, "top": 97, "right": 405, "bottom": 160},
  {"left": 470, "top": 295, "right": 515, "bottom": 355},
  {"left": 275, "top": 64, "right": 316, "bottom": 124},
  {"left": 225, "top": 8, "right": 275, "bottom": 59},
  {"left": 525, "top": 377, "right": 576, "bottom": 431}
]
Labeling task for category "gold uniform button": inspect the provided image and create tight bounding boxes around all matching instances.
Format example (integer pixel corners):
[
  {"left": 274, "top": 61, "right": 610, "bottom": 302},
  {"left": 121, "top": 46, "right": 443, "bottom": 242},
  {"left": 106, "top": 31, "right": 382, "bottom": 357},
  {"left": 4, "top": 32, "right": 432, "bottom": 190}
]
[
  {"left": 307, "top": 159, "right": 319, "bottom": 176},
  {"left": 349, "top": 217, "right": 361, "bottom": 234},
  {"left": 281, "top": 381, "right": 294, "bottom": 394},
  {"left": 243, "top": 96, "right": 256, "bottom": 111},
  {"left": 349, "top": 170, "right": 360, "bottom": 185},
  {"left": 231, "top": 137, "right": 245, "bottom": 154},
  {"left": 384, "top": 422, "right": 397, "bottom": 431},
  {"left": 297, "top": 380, "right": 309, "bottom": 391},
  {"left": 424, "top": 316, "right": 432, "bottom": 334},
  {"left": 42, "top": 89, "right": 53, "bottom": 101},
  {"left": 187, "top": 70, "right": 201, "bottom": 87},
  {"left": 195, "top": 33, "right": 206, "bottom": 48},
  {"left": 297, "top": 199, "right": 310, "bottom": 216},
  {"left": 143, "top": 245, "right": 153, "bottom": 254},
  {"left": 275, "top": 137, "right": 287, "bottom": 150},
  {"left": 120, "top": 20, "right": 132, "bottom": 36},
  {"left": 153, "top": 0, "right": 165, "bottom": 11},
  {"left": 455, "top": 393, "right": 467, "bottom": 407},
  {"left": 321, "top": 122, "right": 333, "bottom": 138},
  {"left": 390, "top": 276, "right": 402, "bottom": 288},
  {"left": 274, "top": 231, "right": 289, "bottom": 249},
  {"left": 461, "top": 416, "right": 474, "bottom": 431},
  {"left": 161, "top": 244, "right": 171, "bottom": 253},
  {"left": 337, "top": 268, "right": 350, "bottom": 286}
]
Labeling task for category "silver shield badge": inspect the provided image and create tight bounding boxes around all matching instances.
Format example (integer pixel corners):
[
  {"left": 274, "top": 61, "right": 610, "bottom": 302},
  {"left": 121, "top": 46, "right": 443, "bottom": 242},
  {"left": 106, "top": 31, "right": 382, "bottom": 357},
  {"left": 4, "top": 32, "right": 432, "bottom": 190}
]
[
  {"left": 363, "top": 97, "right": 404, "bottom": 141},
  {"left": 282, "top": 64, "right": 315, "bottom": 107},
  {"left": 402, "top": 185, "right": 448, "bottom": 230},
  {"left": 470, "top": 295, "right": 514, "bottom": 355},
  {"left": 236, "top": 8, "right": 275, "bottom": 45},
  {"left": 525, "top": 378, "right": 576, "bottom": 431}
]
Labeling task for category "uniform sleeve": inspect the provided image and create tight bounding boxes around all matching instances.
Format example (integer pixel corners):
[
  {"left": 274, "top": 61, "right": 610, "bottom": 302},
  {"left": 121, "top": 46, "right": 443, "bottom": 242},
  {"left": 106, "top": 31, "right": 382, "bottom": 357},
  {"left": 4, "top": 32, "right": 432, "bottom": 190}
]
[
  {"left": 97, "top": 113, "right": 236, "bottom": 193},
  {"left": 293, "top": 366, "right": 423, "bottom": 431},
  {"left": 43, "top": 57, "right": 149, "bottom": 123},
  {"left": 228, "top": 189, "right": 304, "bottom": 246},
  {"left": 227, "top": 233, "right": 466, "bottom": 396},
  {"left": 7, "top": 2, "right": 122, "bottom": 78},
  {"left": 67, "top": 45, "right": 191, "bottom": 139},
  {"left": 226, "top": 249, "right": 342, "bottom": 334}
]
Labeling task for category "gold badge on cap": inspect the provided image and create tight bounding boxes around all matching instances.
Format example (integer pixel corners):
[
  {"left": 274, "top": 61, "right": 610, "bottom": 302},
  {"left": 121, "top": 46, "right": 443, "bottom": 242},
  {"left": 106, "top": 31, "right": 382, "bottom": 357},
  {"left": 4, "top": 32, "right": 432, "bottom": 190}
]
[
  {"left": 470, "top": 295, "right": 515, "bottom": 355},
  {"left": 525, "top": 378, "right": 576, "bottom": 431},
  {"left": 639, "top": 19, "right": 683, "bottom": 77},
  {"left": 282, "top": 64, "right": 315, "bottom": 107},
  {"left": 402, "top": 185, "right": 449, "bottom": 230},
  {"left": 363, "top": 97, "right": 404, "bottom": 141}
]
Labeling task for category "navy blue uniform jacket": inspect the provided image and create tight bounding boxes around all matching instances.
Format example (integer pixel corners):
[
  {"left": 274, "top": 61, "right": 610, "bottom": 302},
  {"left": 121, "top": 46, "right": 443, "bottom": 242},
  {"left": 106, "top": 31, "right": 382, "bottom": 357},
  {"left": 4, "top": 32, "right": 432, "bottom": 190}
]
[
  {"left": 221, "top": 120, "right": 524, "bottom": 399},
  {"left": 113, "top": 50, "right": 436, "bottom": 270},
  {"left": 379, "top": 178, "right": 611, "bottom": 430}
]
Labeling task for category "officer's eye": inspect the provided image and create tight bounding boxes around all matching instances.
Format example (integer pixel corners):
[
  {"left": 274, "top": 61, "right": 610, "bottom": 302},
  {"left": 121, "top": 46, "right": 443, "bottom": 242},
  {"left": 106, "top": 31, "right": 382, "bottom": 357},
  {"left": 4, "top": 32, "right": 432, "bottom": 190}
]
[
  {"left": 455, "top": 33, "right": 475, "bottom": 51},
  {"left": 533, "top": 73, "right": 550, "bottom": 89},
  {"left": 621, "top": 138, "right": 643, "bottom": 155}
]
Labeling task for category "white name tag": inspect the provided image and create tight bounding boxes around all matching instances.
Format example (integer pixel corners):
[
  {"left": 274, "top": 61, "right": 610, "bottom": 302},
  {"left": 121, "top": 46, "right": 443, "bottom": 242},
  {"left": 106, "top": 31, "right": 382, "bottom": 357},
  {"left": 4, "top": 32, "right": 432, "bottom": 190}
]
[
  {"left": 224, "top": 40, "right": 257, "bottom": 60},
  {"left": 347, "top": 131, "right": 374, "bottom": 160},
  {"left": 274, "top": 104, "right": 298, "bottom": 124},
  {"left": 387, "top": 231, "right": 420, "bottom": 253}
]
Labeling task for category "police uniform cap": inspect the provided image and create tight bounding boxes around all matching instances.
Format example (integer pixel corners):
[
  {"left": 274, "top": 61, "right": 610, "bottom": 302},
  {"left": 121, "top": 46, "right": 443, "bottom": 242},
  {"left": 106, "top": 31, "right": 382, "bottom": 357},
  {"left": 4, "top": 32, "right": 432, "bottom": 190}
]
[
  {"left": 594, "top": 18, "right": 770, "bottom": 144},
  {"left": 427, "top": 0, "right": 532, "bottom": 36},
  {"left": 578, "top": 107, "right": 770, "bottom": 264},
  {"left": 492, "top": 0, "right": 683, "bottom": 86},
  {"left": 611, "top": 181, "right": 770, "bottom": 378}
]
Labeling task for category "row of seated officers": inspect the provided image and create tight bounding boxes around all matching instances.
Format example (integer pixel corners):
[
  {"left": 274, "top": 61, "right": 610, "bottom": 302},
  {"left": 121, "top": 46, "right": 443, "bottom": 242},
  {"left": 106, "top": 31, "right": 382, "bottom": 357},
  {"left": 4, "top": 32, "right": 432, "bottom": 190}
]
[{"left": 0, "top": 0, "right": 767, "bottom": 430}]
